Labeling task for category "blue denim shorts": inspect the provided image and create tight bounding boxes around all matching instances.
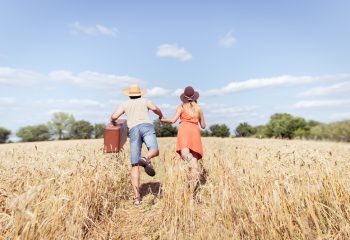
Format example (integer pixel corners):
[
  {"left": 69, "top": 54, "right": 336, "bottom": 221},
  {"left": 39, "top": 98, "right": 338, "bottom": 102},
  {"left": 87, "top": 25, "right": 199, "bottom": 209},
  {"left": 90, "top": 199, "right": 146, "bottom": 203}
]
[{"left": 129, "top": 123, "right": 158, "bottom": 165}]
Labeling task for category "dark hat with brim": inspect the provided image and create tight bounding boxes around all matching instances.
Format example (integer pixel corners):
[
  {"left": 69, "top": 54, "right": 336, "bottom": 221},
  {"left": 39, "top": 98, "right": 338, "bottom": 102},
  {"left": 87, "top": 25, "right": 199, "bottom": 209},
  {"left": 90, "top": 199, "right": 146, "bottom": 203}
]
[{"left": 180, "top": 86, "right": 199, "bottom": 103}]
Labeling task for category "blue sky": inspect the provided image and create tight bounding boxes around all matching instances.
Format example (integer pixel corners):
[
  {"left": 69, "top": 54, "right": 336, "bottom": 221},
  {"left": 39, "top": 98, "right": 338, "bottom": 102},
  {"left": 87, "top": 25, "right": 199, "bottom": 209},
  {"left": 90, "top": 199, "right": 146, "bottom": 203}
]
[{"left": 1, "top": 0, "right": 350, "bottom": 137}]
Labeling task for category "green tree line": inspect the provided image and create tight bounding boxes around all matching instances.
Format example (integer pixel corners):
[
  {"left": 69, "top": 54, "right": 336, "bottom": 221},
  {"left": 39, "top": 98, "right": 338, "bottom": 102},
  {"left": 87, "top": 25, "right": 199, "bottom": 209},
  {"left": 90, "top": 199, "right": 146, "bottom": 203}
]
[
  {"left": 2, "top": 112, "right": 348, "bottom": 143},
  {"left": 0, "top": 112, "right": 105, "bottom": 143},
  {"left": 235, "top": 113, "right": 350, "bottom": 142},
  {"left": 0, "top": 114, "right": 232, "bottom": 143}
]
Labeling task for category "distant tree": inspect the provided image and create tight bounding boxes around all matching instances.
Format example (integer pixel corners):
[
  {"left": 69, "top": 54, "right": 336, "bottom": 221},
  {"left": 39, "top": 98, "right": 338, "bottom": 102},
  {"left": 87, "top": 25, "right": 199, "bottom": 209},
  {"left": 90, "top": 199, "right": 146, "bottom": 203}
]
[
  {"left": 307, "top": 120, "right": 322, "bottom": 128},
  {"left": 309, "top": 121, "right": 350, "bottom": 142},
  {"left": 70, "top": 120, "right": 94, "bottom": 139},
  {"left": 209, "top": 124, "right": 230, "bottom": 137},
  {"left": 200, "top": 129, "right": 210, "bottom": 137},
  {"left": 48, "top": 112, "right": 75, "bottom": 140},
  {"left": 253, "top": 125, "right": 268, "bottom": 138},
  {"left": 235, "top": 122, "right": 256, "bottom": 137},
  {"left": 16, "top": 124, "right": 51, "bottom": 142},
  {"left": 0, "top": 127, "right": 11, "bottom": 143},
  {"left": 329, "top": 120, "right": 350, "bottom": 142},
  {"left": 94, "top": 123, "right": 105, "bottom": 139},
  {"left": 266, "top": 113, "right": 308, "bottom": 139},
  {"left": 290, "top": 117, "right": 310, "bottom": 139},
  {"left": 309, "top": 124, "right": 330, "bottom": 140},
  {"left": 293, "top": 128, "right": 310, "bottom": 139},
  {"left": 153, "top": 119, "right": 178, "bottom": 137}
]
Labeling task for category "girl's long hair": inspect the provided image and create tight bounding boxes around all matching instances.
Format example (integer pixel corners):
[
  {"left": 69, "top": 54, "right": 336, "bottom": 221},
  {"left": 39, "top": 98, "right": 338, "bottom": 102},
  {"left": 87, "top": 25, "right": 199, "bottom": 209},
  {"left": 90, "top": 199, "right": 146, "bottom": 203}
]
[{"left": 182, "top": 101, "right": 201, "bottom": 119}]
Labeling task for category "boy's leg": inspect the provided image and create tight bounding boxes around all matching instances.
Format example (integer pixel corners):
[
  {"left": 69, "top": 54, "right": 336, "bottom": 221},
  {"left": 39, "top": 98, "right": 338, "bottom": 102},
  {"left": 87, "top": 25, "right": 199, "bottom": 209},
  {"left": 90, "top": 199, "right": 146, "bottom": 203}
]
[
  {"left": 137, "top": 124, "right": 158, "bottom": 176},
  {"left": 145, "top": 148, "right": 159, "bottom": 161},
  {"left": 142, "top": 124, "right": 159, "bottom": 161},
  {"left": 129, "top": 127, "right": 142, "bottom": 198},
  {"left": 131, "top": 165, "right": 140, "bottom": 198}
]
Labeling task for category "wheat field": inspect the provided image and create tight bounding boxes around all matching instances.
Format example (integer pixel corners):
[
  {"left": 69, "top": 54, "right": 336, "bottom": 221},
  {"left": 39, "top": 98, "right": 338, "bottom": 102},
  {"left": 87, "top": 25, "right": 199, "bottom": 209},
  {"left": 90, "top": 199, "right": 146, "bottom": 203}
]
[{"left": 0, "top": 137, "right": 350, "bottom": 239}]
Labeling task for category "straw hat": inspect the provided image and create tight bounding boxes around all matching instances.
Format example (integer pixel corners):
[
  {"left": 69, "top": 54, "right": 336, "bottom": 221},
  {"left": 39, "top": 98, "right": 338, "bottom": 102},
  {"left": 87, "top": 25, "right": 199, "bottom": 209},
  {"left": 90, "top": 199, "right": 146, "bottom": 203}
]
[
  {"left": 180, "top": 86, "right": 199, "bottom": 103},
  {"left": 122, "top": 84, "right": 145, "bottom": 96}
]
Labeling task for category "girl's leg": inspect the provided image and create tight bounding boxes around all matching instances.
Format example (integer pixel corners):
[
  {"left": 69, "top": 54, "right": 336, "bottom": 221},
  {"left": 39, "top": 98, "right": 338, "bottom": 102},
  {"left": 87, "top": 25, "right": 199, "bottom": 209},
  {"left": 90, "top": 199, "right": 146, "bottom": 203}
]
[
  {"left": 188, "top": 156, "right": 200, "bottom": 183},
  {"left": 181, "top": 148, "right": 200, "bottom": 191},
  {"left": 180, "top": 148, "right": 193, "bottom": 160}
]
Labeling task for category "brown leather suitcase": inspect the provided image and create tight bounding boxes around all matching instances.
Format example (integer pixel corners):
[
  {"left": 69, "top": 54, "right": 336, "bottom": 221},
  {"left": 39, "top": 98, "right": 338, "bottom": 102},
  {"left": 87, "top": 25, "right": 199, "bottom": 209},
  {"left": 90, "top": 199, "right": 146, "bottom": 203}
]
[{"left": 104, "top": 119, "right": 128, "bottom": 153}]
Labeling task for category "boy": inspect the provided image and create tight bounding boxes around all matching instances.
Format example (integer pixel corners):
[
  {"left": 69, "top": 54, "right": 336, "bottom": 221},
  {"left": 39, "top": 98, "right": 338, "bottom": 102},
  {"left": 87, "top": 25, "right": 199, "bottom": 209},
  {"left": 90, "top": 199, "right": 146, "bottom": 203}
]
[{"left": 111, "top": 84, "right": 163, "bottom": 205}]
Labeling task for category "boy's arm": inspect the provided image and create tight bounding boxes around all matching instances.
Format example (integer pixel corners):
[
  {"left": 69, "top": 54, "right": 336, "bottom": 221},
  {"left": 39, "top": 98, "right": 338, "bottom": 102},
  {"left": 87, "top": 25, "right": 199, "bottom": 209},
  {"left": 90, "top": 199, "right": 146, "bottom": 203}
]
[
  {"left": 111, "top": 108, "right": 125, "bottom": 121},
  {"left": 160, "top": 106, "right": 182, "bottom": 124},
  {"left": 147, "top": 102, "right": 163, "bottom": 119}
]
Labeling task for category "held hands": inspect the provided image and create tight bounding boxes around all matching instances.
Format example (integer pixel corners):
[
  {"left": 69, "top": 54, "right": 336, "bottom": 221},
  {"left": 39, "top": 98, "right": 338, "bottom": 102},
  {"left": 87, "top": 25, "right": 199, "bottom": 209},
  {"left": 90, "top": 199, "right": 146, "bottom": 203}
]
[
  {"left": 158, "top": 114, "right": 166, "bottom": 123},
  {"left": 159, "top": 117, "right": 169, "bottom": 123}
]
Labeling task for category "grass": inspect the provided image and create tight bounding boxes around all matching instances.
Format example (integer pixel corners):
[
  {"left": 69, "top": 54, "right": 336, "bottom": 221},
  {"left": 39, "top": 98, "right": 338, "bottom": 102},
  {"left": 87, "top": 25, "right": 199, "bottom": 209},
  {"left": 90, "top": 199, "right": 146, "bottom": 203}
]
[{"left": 0, "top": 138, "right": 350, "bottom": 239}]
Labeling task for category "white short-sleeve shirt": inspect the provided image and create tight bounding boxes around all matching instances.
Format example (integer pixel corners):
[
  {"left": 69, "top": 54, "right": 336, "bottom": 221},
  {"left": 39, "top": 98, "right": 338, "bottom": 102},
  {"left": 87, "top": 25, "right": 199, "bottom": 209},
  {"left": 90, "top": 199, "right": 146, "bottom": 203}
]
[{"left": 119, "top": 98, "right": 152, "bottom": 129}]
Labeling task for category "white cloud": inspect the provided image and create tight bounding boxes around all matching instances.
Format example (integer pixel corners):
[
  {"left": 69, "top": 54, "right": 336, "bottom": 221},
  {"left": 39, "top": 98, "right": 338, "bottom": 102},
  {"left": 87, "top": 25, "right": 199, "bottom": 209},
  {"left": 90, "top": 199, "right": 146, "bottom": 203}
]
[
  {"left": 0, "top": 67, "right": 144, "bottom": 89},
  {"left": 156, "top": 44, "right": 192, "bottom": 61},
  {"left": 69, "top": 21, "right": 118, "bottom": 37},
  {"left": 0, "top": 97, "right": 16, "bottom": 108},
  {"left": 45, "top": 99, "right": 105, "bottom": 108},
  {"left": 95, "top": 24, "right": 118, "bottom": 36},
  {"left": 330, "top": 112, "right": 350, "bottom": 120},
  {"left": 153, "top": 103, "right": 258, "bottom": 125},
  {"left": 218, "top": 31, "right": 236, "bottom": 48},
  {"left": 0, "top": 98, "right": 108, "bottom": 110},
  {"left": 48, "top": 70, "right": 143, "bottom": 89},
  {"left": 202, "top": 104, "right": 257, "bottom": 117},
  {"left": 201, "top": 74, "right": 350, "bottom": 97},
  {"left": 171, "top": 88, "right": 183, "bottom": 97},
  {"left": 158, "top": 103, "right": 178, "bottom": 110},
  {"left": 108, "top": 100, "right": 123, "bottom": 106},
  {"left": 48, "top": 109, "right": 111, "bottom": 122},
  {"left": 145, "top": 87, "right": 170, "bottom": 97},
  {"left": 299, "top": 81, "right": 350, "bottom": 97},
  {"left": 294, "top": 99, "right": 350, "bottom": 109},
  {"left": 0, "top": 67, "right": 44, "bottom": 86}
]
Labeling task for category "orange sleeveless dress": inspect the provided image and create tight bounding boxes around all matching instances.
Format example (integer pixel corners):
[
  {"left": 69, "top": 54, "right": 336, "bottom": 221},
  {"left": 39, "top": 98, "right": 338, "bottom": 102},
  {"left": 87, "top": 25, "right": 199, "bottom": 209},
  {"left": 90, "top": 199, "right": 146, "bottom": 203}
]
[{"left": 176, "top": 107, "right": 203, "bottom": 159}]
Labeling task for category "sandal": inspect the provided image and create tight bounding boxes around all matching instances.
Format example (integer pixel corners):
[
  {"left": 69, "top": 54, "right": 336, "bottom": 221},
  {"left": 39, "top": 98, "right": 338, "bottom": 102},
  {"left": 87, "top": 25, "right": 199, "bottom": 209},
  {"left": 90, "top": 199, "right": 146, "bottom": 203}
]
[
  {"left": 133, "top": 196, "right": 142, "bottom": 205},
  {"left": 138, "top": 157, "right": 156, "bottom": 176}
]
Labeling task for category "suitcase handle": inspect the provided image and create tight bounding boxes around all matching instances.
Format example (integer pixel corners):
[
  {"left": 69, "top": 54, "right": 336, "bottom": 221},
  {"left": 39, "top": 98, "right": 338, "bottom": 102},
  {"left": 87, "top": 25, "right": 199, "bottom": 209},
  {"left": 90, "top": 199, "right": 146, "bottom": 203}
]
[{"left": 109, "top": 119, "right": 127, "bottom": 127}]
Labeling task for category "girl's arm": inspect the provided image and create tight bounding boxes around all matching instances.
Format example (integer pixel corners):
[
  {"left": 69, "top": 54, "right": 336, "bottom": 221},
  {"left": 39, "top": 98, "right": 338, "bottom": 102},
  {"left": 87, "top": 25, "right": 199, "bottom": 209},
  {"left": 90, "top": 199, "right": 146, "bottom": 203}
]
[
  {"left": 199, "top": 110, "right": 206, "bottom": 129},
  {"left": 160, "top": 105, "right": 182, "bottom": 124}
]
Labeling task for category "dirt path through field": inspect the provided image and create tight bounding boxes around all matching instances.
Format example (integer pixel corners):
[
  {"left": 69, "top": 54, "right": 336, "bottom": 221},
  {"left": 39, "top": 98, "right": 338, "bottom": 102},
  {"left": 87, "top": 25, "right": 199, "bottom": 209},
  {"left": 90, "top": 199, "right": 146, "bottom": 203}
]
[{"left": 107, "top": 178, "right": 163, "bottom": 239}]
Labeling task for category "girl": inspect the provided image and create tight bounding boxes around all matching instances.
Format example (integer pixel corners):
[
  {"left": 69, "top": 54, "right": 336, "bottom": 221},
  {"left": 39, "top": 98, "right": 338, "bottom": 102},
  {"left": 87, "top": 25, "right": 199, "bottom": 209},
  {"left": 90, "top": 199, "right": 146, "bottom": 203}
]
[{"left": 161, "top": 86, "right": 206, "bottom": 188}]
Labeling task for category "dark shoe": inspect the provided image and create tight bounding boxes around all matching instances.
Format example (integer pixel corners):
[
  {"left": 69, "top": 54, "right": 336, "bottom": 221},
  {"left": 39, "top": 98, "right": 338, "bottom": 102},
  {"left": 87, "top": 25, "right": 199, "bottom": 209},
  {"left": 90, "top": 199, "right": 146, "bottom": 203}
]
[{"left": 138, "top": 157, "right": 156, "bottom": 176}]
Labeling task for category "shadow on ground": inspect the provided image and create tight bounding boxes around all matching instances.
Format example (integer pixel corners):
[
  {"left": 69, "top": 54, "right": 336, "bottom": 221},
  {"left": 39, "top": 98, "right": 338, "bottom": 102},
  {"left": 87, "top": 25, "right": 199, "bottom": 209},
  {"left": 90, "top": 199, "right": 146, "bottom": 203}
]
[{"left": 140, "top": 182, "right": 162, "bottom": 199}]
